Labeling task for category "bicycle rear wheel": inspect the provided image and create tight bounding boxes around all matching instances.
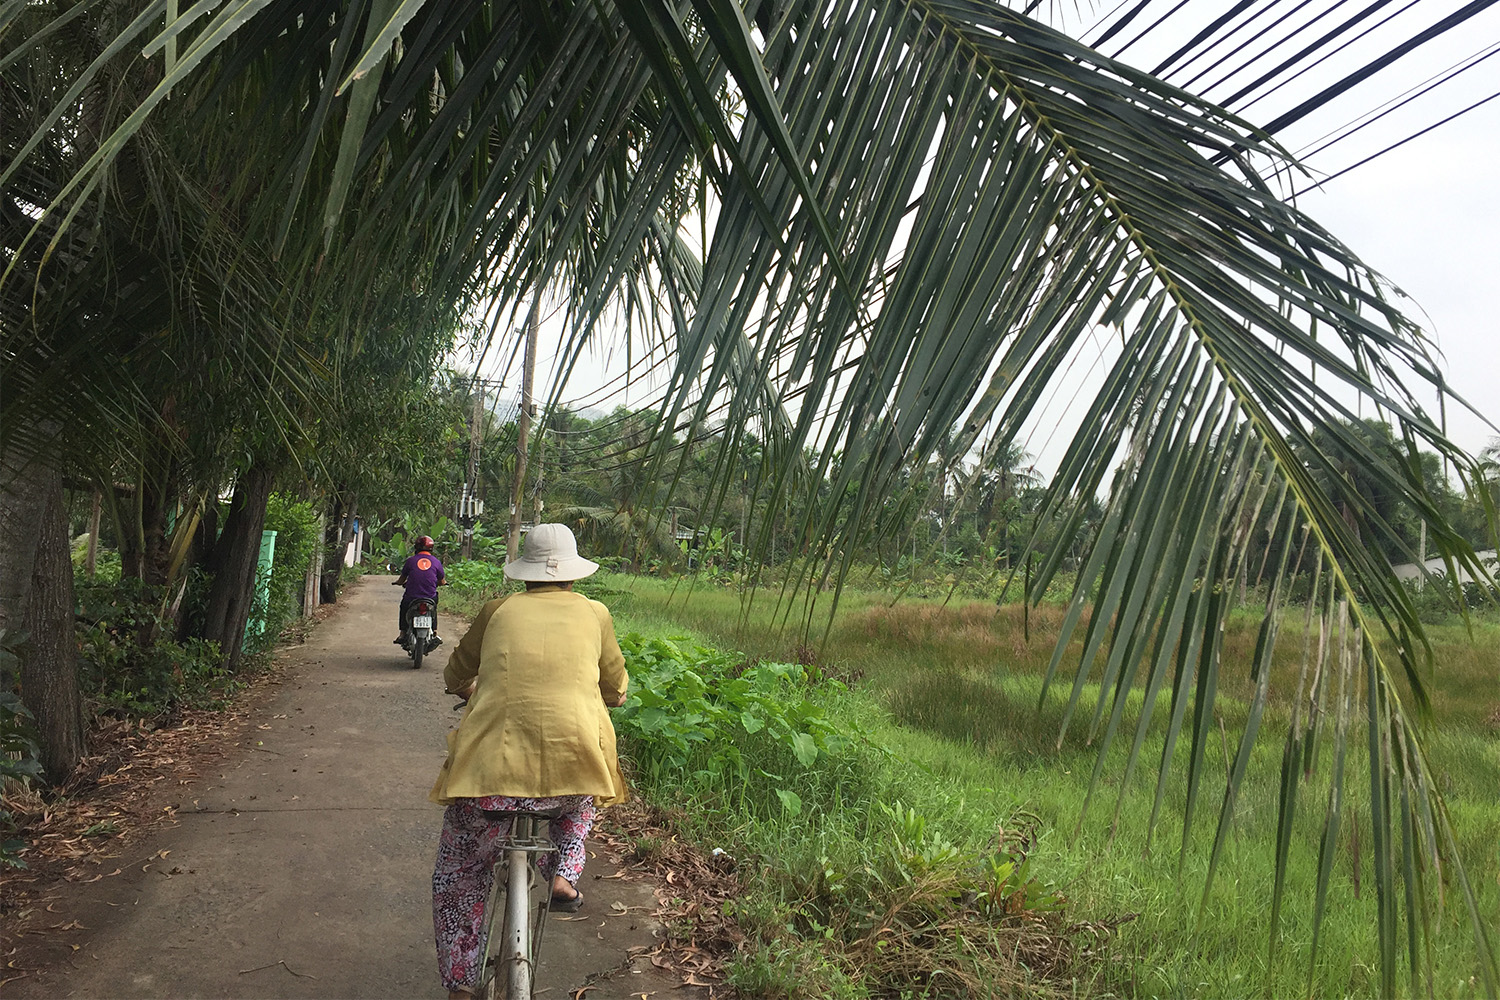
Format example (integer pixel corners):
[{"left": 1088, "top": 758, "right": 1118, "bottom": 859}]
[
  {"left": 472, "top": 851, "right": 538, "bottom": 999},
  {"left": 472, "top": 858, "right": 507, "bottom": 1000}
]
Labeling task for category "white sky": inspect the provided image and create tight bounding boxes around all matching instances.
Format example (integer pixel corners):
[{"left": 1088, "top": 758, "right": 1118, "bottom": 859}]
[
  {"left": 1295, "top": 115, "right": 1500, "bottom": 457},
  {"left": 472, "top": 1, "right": 1500, "bottom": 469}
]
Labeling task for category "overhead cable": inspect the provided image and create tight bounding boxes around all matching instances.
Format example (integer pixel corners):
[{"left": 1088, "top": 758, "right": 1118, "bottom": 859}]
[
  {"left": 1172, "top": 1, "right": 1296, "bottom": 86},
  {"left": 1104, "top": 0, "right": 1195, "bottom": 60},
  {"left": 1292, "top": 86, "right": 1500, "bottom": 195},
  {"left": 1255, "top": 0, "right": 1500, "bottom": 131},
  {"left": 1186, "top": 0, "right": 1335, "bottom": 97},
  {"left": 1147, "top": 1, "right": 1261, "bottom": 74},
  {"left": 1294, "top": 40, "right": 1500, "bottom": 162},
  {"left": 1222, "top": 0, "right": 1403, "bottom": 109},
  {"left": 1087, "top": 0, "right": 1153, "bottom": 49}
]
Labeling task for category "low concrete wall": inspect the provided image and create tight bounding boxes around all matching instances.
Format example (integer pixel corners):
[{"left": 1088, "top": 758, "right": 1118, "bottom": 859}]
[{"left": 1391, "top": 549, "right": 1497, "bottom": 585}]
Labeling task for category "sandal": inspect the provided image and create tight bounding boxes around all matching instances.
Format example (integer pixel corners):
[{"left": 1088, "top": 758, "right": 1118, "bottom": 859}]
[{"left": 549, "top": 888, "right": 584, "bottom": 913}]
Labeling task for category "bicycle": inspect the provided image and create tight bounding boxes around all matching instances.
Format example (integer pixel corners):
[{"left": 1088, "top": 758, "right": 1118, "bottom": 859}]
[{"left": 470, "top": 806, "right": 562, "bottom": 1000}]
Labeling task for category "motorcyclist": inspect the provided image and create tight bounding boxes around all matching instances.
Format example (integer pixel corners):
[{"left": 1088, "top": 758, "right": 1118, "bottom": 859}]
[{"left": 392, "top": 535, "right": 446, "bottom": 647}]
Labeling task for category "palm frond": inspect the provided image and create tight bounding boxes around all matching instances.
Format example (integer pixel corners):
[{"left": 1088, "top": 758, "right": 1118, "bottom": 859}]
[{"left": 4, "top": 2, "right": 1496, "bottom": 991}]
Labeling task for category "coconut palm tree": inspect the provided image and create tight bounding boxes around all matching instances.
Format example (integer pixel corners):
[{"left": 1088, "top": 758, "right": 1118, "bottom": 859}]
[{"left": 6, "top": 1, "right": 1498, "bottom": 992}]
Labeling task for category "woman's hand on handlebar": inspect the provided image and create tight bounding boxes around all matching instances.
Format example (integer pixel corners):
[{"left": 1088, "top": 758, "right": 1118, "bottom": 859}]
[{"left": 608, "top": 690, "right": 627, "bottom": 708}]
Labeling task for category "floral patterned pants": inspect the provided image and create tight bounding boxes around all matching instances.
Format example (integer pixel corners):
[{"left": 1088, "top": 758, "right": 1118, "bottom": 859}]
[{"left": 431, "top": 795, "right": 596, "bottom": 993}]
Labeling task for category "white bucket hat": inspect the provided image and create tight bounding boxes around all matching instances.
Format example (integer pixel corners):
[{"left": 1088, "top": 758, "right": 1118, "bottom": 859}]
[{"left": 503, "top": 522, "right": 599, "bottom": 581}]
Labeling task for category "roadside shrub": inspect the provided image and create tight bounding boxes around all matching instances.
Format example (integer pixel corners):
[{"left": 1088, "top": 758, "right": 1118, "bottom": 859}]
[
  {"left": 69, "top": 538, "right": 122, "bottom": 583},
  {"left": 1, "top": 631, "right": 43, "bottom": 869},
  {"left": 1401, "top": 576, "right": 1496, "bottom": 625},
  {"left": 245, "top": 493, "right": 319, "bottom": 652},
  {"left": 724, "top": 800, "right": 1070, "bottom": 999},
  {"left": 616, "top": 632, "right": 1080, "bottom": 998},
  {"left": 445, "top": 559, "right": 509, "bottom": 599},
  {"left": 615, "top": 634, "right": 860, "bottom": 814},
  {"left": 370, "top": 513, "right": 490, "bottom": 571},
  {"left": 440, "top": 559, "right": 512, "bottom": 618},
  {"left": 75, "top": 579, "right": 229, "bottom": 716}
]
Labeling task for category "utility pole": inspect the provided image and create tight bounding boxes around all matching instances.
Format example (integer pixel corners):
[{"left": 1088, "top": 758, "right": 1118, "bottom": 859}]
[
  {"left": 531, "top": 421, "right": 545, "bottom": 526},
  {"left": 461, "top": 380, "right": 484, "bottom": 560},
  {"left": 507, "top": 301, "right": 540, "bottom": 560},
  {"left": 85, "top": 491, "right": 101, "bottom": 576},
  {"left": 1417, "top": 519, "right": 1427, "bottom": 591}
]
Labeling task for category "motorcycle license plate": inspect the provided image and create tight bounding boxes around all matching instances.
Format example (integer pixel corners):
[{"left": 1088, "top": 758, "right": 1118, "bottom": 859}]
[{"left": 413, "top": 616, "right": 433, "bottom": 629}]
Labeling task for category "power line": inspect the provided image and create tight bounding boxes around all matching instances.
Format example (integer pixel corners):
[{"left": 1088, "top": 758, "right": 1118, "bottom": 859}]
[
  {"left": 1103, "top": 0, "right": 1195, "bottom": 60},
  {"left": 1292, "top": 39, "right": 1500, "bottom": 162},
  {"left": 1149, "top": 1, "right": 1265, "bottom": 78},
  {"left": 1293, "top": 85, "right": 1500, "bottom": 195},
  {"left": 1189, "top": 0, "right": 1353, "bottom": 100},
  {"left": 1235, "top": 0, "right": 1429, "bottom": 113},
  {"left": 1173, "top": 1, "right": 1304, "bottom": 89},
  {"left": 1254, "top": 0, "right": 1500, "bottom": 132},
  {"left": 1085, "top": 0, "right": 1148, "bottom": 49}
]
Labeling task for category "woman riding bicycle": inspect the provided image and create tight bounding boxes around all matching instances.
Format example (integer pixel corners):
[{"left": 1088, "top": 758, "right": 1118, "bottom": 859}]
[{"left": 428, "top": 523, "right": 628, "bottom": 999}]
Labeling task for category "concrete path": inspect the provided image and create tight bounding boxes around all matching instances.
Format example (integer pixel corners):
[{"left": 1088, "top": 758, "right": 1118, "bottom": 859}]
[{"left": 9, "top": 576, "right": 687, "bottom": 999}]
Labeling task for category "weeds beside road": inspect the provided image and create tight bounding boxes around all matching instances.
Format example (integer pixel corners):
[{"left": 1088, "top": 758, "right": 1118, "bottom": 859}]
[{"left": 604, "top": 575, "right": 1499, "bottom": 1000}]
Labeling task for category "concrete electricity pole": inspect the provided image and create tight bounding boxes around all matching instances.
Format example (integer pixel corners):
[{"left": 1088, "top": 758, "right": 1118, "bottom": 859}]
[
  {"left": 507, "top": 302, "right": 540, "bottom": 560},
  {"left": 460, "top": 381, "right": 484, "bottom": 560}
]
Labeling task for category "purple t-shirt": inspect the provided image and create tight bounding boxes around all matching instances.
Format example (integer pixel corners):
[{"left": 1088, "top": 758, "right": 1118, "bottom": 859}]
[{"left": 401, "top": 553, "right": 445, "bottom": 602}]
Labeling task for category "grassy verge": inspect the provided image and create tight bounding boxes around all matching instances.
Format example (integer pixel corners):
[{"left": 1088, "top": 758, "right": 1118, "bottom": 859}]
[
  {"left": 599, "top": 574, "right": 1499, "bottom": 999},
  {"left": 609, "top": 627, "right": 1095, "bottom": 998}
]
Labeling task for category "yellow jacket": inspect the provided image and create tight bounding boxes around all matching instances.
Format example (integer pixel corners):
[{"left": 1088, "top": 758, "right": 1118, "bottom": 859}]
[{"left": 430, "top": 586, "right": 629, "bottom": 806}]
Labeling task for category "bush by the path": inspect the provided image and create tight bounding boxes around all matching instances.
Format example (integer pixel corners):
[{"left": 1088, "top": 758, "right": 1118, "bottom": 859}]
[{"left": 613, "top": 631, "right": 1090, "bottom": 999}]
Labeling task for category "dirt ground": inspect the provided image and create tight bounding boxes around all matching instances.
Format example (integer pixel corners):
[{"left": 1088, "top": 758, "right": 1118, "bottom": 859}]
[{"left": 2, "top": 576, "right": 708, "bottom": 999}]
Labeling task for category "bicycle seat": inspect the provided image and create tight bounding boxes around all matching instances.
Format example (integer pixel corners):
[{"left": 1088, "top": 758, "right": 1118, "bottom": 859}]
[
  {"left": 479, "top": 805, "right": 564, "bottom": 822},
  {"left": 480, "top": 807, "right": 563, "bottom": 853}
]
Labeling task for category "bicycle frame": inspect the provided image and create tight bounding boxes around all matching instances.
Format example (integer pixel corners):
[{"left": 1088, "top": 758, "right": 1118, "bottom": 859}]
[{"left": 472, "top": 811, "right": 559, "bottom": 1000}]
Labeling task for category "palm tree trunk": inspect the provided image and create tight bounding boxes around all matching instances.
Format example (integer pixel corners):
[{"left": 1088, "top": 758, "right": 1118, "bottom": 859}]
[
  {"left": 0, "top": 436, "right": 55, "bottom": 689},
  {"left": 320, "top": 492, "right": 346, "bottom": 602},
  {"left": 118, "top": 463, "right": 175, "bottom": 586},
  {"left": 304, "top": 509, "right": 325, "bottom": 614},
  {"left": 20, "top": 466, "right": 87, "bottom": 783},
  {"left": 139, "top": 467, "right": 174, "bottom": 588},
  {"left": 200, "top": 464, "right": 274, "bottom": 670}
]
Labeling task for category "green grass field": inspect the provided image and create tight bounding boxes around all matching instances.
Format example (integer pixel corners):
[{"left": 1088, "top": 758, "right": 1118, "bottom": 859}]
[{"left": 593, "top": 573, "right": 1500, "bottom": 999}]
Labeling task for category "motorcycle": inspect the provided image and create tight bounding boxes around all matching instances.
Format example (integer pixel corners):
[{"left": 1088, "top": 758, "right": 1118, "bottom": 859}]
[{"left": 401, "top": 597, "right": 440, "bottom": 669}]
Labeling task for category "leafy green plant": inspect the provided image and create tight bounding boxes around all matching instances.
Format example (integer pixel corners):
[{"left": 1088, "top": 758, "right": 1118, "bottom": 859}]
[
  {"left": 615, "top": 634, "right": 851, "bottom": 793},
  {"left": 444, "top": 559, "right": 510, "bottom": 599},
  {"left": 467, "top": 522, "right": 507, "bottom": 563},
  {"left": 2, "top": 628, "right": 43, "bottom": 868},
  {"left": 244, "top": 492, "right": 321, "bottom": 653},
  {"left": 1, "top": 675, "right": 44, "bottom": 868},
  {"left": 69, "top": 540, "right": 122, "bottom": 583},
  {"left": 75, "top": 579, "right": 229, "bottom": 716},
  {"left": 370, "top": 513, "right": 471, "bottom": 572},
  {"left": 612, "top": 622, "right": 1092, "bottom": 997},
  {"left": 1401, "top": 576, "right": 1498, "bottom": 625}
]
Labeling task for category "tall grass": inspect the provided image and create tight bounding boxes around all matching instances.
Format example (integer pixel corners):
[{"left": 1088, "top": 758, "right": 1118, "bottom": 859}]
[{"left": 606, "top": 574, "right": 1500, "bottom": 999}]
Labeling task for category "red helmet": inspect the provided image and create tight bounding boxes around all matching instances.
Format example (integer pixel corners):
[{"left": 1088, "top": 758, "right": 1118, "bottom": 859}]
[{"left": 415, "top": 535, "right": 435, "bottom": 552}]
